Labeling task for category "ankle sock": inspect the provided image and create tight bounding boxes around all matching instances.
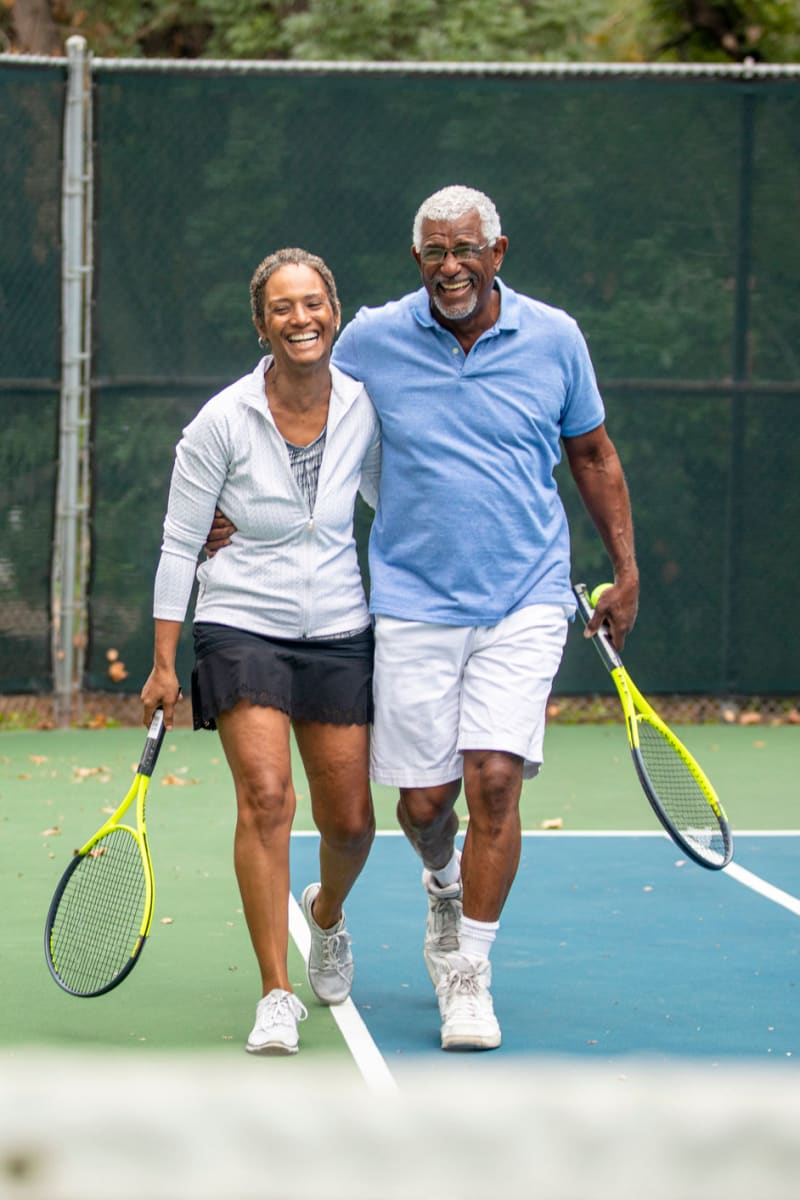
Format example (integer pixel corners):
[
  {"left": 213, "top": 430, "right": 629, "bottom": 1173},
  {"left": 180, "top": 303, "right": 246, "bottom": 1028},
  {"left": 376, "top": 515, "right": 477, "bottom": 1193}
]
[
  {"left": 459, "top": 916, "right": 499, "bottom": 961},
  {"left": 431, "top": 849, "right": 461, "bottom": 890}
]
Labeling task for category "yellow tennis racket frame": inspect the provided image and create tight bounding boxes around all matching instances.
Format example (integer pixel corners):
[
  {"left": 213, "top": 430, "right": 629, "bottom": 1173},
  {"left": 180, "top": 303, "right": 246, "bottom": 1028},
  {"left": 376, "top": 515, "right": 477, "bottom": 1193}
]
[
  {"left": 574, "top": 584, "right": 733, "bottom": 869},
  {"left": 45, "top": 709, "right": 165, "bottom": 996}
]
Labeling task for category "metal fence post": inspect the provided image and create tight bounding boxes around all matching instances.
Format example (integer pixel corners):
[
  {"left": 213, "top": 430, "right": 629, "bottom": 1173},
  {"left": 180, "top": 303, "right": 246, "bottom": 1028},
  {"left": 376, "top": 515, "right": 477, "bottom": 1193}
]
[{"left": 52, "top": 34, "right": 93, "bottom": 727}]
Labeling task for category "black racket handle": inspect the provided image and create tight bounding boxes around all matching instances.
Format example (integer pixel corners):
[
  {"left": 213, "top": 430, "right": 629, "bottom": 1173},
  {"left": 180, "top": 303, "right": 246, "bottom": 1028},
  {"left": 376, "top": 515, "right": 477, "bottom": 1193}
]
[
  {"left": 573, "top": 583, "right": 623, "bottom": 672},
  {"left": 137, "top": 708, "right": 166, "bottom": 777}
]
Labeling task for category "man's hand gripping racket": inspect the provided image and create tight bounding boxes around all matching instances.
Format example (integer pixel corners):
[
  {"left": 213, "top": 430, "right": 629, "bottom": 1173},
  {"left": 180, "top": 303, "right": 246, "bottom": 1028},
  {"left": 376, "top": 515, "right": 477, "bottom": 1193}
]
[
  {"left": 574, "top": 583, "right": 733, "bottom": 870},
  {"left": 44, "top": 708, "right": 167, "bottom": 996}
]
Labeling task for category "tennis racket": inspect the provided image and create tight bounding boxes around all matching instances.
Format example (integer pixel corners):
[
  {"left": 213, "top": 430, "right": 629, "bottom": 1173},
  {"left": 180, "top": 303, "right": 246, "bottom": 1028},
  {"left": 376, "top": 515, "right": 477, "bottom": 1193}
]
[
  {"left": 45, "top": 708, "right": 166, "bottom": 996},
  {"left": 574, "top": 583, "right": 733, "bottom": 870}
]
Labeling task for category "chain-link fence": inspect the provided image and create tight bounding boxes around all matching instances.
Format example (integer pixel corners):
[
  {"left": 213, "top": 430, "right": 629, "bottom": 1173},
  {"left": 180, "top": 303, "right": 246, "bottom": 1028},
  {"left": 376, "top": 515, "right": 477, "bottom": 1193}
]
[{"left": 1, "top": 50, "right": 799, "bottom": 725}]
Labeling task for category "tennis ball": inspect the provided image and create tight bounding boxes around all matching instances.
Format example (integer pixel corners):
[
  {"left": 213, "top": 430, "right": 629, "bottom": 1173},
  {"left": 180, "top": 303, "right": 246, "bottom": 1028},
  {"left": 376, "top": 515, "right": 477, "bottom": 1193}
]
[{"left": 589, "top": 582, "right": 613, "bottom": 608}]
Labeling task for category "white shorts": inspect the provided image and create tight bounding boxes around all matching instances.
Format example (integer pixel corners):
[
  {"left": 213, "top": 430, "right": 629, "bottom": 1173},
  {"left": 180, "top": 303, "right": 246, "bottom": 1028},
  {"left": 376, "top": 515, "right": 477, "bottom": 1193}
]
[{"left": 370, "top": 604, "right": 570, "bottom": 787}]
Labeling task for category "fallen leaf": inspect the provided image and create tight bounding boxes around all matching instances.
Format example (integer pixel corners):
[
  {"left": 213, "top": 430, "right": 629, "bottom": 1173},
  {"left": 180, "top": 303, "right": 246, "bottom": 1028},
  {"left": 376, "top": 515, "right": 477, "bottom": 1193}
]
[
  {"left": 160, "top": 917, "right": 174, "bottom": 925},
  {"left": 29, "top": 755, "right": 48, "bottom": 765},
  {"left": 161, "top": 773, "right": 187, "bottom": 786},
  {"left": 88, "top": 846, "right": 106, "bottom": 858},
  {"left": 540, "top": 817, "right": 564, "bottom": 830},
  {"left": 41, "top": 827, "right": 61, "bottom": 837}
]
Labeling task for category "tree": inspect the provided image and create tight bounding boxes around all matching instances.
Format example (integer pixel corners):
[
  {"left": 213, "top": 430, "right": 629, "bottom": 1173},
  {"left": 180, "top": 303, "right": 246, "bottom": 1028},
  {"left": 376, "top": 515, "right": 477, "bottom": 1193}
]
[
  {"left": 3, "top": 0, "right": 799, "bottom": 62},
  {"left": 6, "top": 0, "right": 62, "bottom": 54}
]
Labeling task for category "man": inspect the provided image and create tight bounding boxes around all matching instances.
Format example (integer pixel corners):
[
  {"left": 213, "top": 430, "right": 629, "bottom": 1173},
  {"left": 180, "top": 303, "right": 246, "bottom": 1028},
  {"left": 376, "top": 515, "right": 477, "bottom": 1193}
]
[{"left": 211, "top": 185, "right": 639, "bottom": 1051}]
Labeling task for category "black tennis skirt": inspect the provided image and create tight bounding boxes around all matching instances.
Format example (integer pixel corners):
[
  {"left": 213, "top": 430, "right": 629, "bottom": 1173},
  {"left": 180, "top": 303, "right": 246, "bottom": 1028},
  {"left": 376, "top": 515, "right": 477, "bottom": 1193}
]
[{"left": 191, "top": 622, "right": 374, "bottom": 731}]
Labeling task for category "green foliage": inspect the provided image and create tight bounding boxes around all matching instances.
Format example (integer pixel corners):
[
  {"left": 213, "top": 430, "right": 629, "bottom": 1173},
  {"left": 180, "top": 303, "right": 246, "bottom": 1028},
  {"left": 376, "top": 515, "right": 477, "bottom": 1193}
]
[{"left": 48, "top": 0, "right": 800, "bottom": 62}]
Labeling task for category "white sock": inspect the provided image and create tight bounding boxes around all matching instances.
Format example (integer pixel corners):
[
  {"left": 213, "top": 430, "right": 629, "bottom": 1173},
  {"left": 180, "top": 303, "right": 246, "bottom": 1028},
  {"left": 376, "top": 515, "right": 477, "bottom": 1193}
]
[
  {"left": 431, "top": 848, "right": 461, "bottom": 890},
  {"left": 459, "top": 916, "right": 499, "bottom": 962}
]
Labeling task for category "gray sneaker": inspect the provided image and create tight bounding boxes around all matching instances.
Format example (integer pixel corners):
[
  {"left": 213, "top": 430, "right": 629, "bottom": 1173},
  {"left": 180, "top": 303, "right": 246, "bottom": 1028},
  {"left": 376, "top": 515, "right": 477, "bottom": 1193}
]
[
  {"left": 436, "top": 953, "right": 501, "bottom": 1051},
  {"left": 422, "top": 855, "right": 462, "bottom": 987},
  {"left": 301, "top": 882, "right": 354, "bottom": 1005},
  {"left": 246, "top": 989, "right": 308, "bottom": 1055}
]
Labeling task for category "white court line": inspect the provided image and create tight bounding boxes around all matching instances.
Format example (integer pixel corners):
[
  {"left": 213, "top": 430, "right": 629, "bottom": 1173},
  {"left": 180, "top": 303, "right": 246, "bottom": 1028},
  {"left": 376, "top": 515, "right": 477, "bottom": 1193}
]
[
  {"left": 723, "top": 862, "right": 800, "bottom": 917},
  {"left": 288, "top": 893, "right": 398, "bottom": 1095}
]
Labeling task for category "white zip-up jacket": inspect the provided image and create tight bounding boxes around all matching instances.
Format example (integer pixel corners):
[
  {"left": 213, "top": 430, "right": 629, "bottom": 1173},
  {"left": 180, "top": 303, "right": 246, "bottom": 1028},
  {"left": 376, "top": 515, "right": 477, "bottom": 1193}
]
[{"left": 153, "top": 358, "right": 381, "bottom": 638}]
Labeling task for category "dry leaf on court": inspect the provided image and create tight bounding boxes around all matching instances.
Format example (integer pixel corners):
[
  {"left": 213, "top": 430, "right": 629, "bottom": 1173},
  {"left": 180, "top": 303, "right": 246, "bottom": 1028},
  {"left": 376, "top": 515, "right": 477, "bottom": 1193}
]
[
  {"left": 41, "top": 827, "right": 61, "bottom": 837},
  {"left": 29, "top": 755, "right": 48, "bottom": 765},
  {"left": 540, "top": 817, "right": 564, "bottom": 830},
  {"left": 160, "top": 917, "right": 174, "bottom": 925},
  {"left": 161, "top": 773, "right": 187, "bottom": 786}
]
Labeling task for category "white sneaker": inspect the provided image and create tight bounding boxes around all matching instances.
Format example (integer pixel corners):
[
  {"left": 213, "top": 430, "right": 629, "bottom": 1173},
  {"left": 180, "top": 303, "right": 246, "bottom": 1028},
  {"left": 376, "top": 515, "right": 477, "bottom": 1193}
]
[
  {"left": 246, "top": 989, "right": 308, "bottom": 1056},
  {"left": 301, "top": 883, "right": 354, "bottom": 1005},
  {"left": 422, "top": 854, "right": 462, "bottom": 987},
  {"left": 436, "top": 953, "right": 501, "bottom": 1051}
]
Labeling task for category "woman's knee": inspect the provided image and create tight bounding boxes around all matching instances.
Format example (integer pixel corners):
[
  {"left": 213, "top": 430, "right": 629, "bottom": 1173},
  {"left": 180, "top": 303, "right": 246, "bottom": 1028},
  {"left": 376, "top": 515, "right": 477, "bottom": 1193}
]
[
  {"left": 237, "top": 772, "right": 295, "bottom": 835},
  {"left": 317, "top": 796, "right": 376, "bottom": 853}
]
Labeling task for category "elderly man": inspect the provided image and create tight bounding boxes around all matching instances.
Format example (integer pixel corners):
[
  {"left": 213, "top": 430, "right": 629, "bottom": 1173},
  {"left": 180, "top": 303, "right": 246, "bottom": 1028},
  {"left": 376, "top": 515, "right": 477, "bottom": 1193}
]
[{"left": 210, "top": 185, "right": 638, "bottom": 1051}]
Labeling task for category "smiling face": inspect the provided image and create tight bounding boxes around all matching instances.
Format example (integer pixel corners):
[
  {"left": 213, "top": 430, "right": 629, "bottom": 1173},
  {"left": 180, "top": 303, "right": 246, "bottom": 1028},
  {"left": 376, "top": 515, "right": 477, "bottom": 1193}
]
[
  {"left": 413, "top": 209, "right": 508, "bottom": 332},
  {"left": 256, "top": 263, "right": 338, "bottom": 371}
]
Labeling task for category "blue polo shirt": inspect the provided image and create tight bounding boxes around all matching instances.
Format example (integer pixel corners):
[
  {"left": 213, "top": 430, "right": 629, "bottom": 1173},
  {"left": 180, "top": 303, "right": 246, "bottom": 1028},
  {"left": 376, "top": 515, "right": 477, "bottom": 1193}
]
[{"left": 332, "top": 278, "right": 605, "bottom": 625}]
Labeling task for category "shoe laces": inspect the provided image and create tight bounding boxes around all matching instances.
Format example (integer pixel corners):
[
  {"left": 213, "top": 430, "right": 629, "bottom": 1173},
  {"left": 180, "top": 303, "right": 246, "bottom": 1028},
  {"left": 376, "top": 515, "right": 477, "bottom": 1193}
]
[
  {"left": 429, "top": 895, "right": 460, "bottom": 936},
  {"left": 261, "top": 990, "right": 308, "bottom": 1024},
  {"left": 318, "top": 927, "right": 352, "bottom": 972},
  {"left": 438, "top": 962, "right": 489, "bottom": 1014}
]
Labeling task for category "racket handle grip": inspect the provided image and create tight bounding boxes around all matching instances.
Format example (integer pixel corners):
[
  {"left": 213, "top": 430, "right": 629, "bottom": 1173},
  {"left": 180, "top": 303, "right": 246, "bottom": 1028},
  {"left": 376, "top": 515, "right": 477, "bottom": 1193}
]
[
  {"left": 572, "top": 583, "right": 622, "bottom": 670},
  {"left": 138, "top": 708, "right": 166, "bottom": 777}
]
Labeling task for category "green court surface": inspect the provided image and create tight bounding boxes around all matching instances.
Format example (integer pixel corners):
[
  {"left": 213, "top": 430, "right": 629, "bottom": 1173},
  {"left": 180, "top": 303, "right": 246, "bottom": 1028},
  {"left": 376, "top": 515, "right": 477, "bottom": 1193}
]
[{"left": 1, "top": 723, "right": 796, "bottom": 1055}]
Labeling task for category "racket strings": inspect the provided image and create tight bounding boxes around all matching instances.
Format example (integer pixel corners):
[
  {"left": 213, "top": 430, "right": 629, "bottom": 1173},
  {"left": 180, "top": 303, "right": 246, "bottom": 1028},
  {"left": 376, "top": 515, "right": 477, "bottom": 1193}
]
[
  {"left": 48, "top": 825, "right": 148, "bottom": 995},
  {"left": 637, "top": 718, "right": 729, "bottom": 866}
]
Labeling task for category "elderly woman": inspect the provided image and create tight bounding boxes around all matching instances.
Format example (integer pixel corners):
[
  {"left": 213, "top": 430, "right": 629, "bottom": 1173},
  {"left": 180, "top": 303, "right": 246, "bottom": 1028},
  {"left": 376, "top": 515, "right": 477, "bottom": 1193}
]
[{"left": 141, "top": 248, "right": 380, "bottom": 1056}]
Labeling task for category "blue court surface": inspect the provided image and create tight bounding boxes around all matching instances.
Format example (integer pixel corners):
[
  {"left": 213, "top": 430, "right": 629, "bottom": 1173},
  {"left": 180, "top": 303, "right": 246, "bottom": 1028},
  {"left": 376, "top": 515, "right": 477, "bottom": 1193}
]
[{"left": 290, "top": 832, "right": 800, "bottom": 1071}]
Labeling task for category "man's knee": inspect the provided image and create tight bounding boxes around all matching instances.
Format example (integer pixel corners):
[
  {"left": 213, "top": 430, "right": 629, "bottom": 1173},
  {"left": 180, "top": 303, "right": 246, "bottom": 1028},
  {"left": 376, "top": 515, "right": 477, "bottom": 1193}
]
[{"left": 397, "top": 781, "right": 461, "bottom": 834}]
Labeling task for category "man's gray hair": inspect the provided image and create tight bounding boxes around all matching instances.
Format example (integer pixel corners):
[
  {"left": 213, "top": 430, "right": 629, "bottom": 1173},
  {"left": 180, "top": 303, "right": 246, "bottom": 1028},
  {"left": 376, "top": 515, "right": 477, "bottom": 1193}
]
[{"left": 412, "top": 185, "right": 502, "bottom": 250}]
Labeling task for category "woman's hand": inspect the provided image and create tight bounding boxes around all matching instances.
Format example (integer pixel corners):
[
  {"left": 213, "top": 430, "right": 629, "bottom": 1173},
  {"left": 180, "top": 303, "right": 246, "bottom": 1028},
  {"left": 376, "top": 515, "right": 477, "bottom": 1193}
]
[{"left": 141, "top": 666, "right": 182, "bottom": 730}]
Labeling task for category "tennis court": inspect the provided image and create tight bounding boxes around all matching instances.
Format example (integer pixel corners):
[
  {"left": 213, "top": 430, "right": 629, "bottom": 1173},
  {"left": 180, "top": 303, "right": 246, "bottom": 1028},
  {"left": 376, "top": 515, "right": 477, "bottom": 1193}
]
[
  {"left": 3, "top": 721, "right": 798, "bottom": 1056},
  {"left": 2, "top": 722, "right": 799, "bottom": 1197}
]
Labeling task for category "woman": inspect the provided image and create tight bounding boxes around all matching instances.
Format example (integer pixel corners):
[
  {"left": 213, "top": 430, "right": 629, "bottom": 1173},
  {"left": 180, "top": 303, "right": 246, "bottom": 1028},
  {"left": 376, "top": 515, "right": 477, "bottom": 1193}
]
[{"left": 141, "top": 248, "right": 380, "bottom": 1056}]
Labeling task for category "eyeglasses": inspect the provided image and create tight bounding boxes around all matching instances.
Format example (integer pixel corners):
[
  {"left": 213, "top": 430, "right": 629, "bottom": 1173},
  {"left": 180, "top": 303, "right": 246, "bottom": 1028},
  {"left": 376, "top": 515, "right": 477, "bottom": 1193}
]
[{"left": 418, "top": 241, "right": 494, "bottom": 265}]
